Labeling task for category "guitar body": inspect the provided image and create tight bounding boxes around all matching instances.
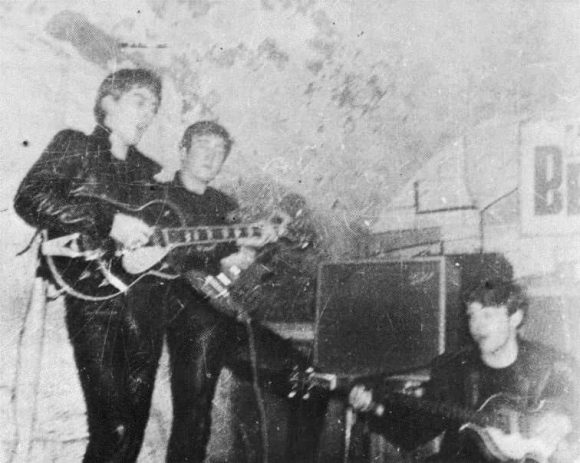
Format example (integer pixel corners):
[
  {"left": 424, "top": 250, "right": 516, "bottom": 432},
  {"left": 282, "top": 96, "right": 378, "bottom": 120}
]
[
  {"left": 462, "top": 394, "right": 563, "bottom": 463},
  {"left": 43, "top": 199, "right": 186, "bottom": 301}
]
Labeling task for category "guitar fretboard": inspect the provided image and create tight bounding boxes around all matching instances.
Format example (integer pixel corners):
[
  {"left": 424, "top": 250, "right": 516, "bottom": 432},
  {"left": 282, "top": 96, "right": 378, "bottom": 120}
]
[
  {"left": 385, "top": 392, "right": 491, "bottom": 427},
  {"left": 149, "top": 223, "right": 268, "bottom": 248}
]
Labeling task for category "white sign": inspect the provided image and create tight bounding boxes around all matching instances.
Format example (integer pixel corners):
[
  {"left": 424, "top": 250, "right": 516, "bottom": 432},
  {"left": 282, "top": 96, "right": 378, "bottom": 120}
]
[{"left": 520, "top": 119, "right": 580, "bottom": 235}]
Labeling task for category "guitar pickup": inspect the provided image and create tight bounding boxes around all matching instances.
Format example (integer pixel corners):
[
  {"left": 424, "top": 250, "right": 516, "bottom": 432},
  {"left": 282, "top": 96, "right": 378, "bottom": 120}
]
[
  {"left": 217, "top": 273, "right": 233, "bottom": 286},
  {"left": 204, "top": 277, "right": 230, "bottom": 299}
]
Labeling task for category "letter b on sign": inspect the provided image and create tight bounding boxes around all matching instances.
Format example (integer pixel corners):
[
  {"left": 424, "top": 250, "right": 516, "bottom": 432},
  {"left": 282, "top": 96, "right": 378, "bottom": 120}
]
[{"left": 534, "top": 146, "right": 562, "bottom": 215}]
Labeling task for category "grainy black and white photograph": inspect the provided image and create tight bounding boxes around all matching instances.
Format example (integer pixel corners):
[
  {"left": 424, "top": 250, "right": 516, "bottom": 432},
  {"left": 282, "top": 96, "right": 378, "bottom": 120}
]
[{"left": 2, "top": 1, "right": 580, "bottom": 462}]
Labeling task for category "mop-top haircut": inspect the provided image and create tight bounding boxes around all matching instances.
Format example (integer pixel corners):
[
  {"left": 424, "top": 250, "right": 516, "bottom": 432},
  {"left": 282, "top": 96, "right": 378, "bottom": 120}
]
[
  {"left": 93, "top": 68, "right": 162, "bottom": 124},
  {"left": 180, "top": 120, "right": 234, "bottom": 157}
]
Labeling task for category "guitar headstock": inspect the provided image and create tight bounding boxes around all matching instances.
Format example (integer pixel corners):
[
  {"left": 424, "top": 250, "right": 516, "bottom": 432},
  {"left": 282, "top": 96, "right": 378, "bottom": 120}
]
[
  {"left": 288, "top": 367, "right": 338, "bottom": 400},
  {"left": 265, "top": 209, "right": 291, "bottom": 235},
  {"left": 265, "top": 209, "right": 314, "bottom": 250}
]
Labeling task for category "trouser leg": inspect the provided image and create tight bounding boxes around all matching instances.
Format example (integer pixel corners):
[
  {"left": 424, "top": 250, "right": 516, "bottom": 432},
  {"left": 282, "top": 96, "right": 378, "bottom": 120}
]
[
  {"left": 225, "top": 320, "right": 310, "bottom": 397},
  {"left": 226, "top": 318, "right": 327, "bottom": 463},
  {"left": 166, "top": 280, "right": 326, "bottom": 463},
  {"left": 166, "top": 286, "right": 232, "bottom": 463},
  {"left": 65, "top": 283, "right": 165, "bottom": 463}
]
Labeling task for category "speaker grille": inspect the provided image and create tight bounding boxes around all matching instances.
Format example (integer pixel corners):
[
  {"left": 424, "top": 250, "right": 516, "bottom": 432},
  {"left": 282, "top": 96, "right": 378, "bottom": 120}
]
[{"left": 315, "top": 258, "right": 459, "bottom": 376}]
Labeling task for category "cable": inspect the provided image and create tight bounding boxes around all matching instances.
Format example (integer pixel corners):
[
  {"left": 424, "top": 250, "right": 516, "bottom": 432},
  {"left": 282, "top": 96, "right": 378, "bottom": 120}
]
[
  {"left": 11, "top": 274, "right": 48, "bottom": 462},
  {"left": 16, "top": 229, "right": 41, "bottom": 256},
  {"left": 243, "top": 316, "right": 269, "bottom": 463}
]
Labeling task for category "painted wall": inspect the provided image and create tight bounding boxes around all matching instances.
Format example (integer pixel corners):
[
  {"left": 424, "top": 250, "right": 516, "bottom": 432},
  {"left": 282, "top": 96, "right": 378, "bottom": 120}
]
[{"left": 372, "top": 112, "right": 580, "bottom": 278}]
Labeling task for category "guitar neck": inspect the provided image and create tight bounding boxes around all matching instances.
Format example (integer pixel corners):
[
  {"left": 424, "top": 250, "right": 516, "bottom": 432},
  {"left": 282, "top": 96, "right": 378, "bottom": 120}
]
[
  {"left": 150, "top": 223, "right": 270, "bottom": 248},
  {"left": 305, "top": 372, "right": 482, "bottom": 426},
  {"left": 383, "top": 392, "right": 486, "bottom": 426}
]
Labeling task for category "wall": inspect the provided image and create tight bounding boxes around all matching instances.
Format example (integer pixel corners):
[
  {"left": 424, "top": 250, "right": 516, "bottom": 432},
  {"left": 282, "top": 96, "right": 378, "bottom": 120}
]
[{"left": 371, "top": 113, "right": 580, "bottom": 277}]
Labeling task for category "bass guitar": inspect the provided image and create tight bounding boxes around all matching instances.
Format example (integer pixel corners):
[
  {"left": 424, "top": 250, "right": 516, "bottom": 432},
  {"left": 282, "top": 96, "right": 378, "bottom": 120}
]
[
  {"left": 40, "top": 198, "right": 296, "bottom": 301},
  {"left": 296, "top": 371, "right": 573, "bottom": 463}
]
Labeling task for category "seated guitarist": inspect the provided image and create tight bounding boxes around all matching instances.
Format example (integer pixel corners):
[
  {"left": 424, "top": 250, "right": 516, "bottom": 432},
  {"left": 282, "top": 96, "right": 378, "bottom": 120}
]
[
  {"left": 349, "top": 278, "right": 580, "bottom": 462},
  {"left": 162, "top": 121, "right": 315, "bottom": 463}
]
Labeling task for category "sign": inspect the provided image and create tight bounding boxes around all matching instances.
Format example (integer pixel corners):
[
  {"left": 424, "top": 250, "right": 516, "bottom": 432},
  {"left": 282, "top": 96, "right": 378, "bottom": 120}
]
[{"left": 520, "top": 119, "right": 580, "bottom": 235}]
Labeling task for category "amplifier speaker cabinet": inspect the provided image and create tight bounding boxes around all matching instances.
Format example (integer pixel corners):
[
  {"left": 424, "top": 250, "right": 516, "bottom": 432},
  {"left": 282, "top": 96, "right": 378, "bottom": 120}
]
[{"left": 314, "top": 253, "right": 513, "bottom": 376}]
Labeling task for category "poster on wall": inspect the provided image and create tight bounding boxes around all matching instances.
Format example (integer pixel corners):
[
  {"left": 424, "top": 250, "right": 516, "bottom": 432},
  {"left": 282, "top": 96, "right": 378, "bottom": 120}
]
[{"left": 520, "top": 118, "right": 580, "bottom": 235}]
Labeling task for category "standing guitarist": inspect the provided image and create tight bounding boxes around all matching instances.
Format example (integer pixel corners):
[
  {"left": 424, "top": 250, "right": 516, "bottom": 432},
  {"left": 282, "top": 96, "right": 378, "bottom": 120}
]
[
  {"left": 349, "top": 278, "right": 580, "bottom": 462},
  {"left": 162, "top": 121, "right": 314, "bottom": 463},
  {"left": 14, "top": 68, "right": 167, "bottom": 462}
]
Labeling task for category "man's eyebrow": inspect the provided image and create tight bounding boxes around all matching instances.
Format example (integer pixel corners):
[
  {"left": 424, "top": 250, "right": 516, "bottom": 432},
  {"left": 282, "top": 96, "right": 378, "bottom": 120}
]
[{"left": 131, "top": 89, "right": 155, "bottom": 98}]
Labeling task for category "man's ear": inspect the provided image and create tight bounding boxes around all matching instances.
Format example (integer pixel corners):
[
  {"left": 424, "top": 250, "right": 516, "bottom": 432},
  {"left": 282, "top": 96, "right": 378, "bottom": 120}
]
[
  {"left": 179, "top": 146, "right": 187, "bottom": 162},
  {"left": 101, "top": 95, "right": 115, "bottom": 114},
  {"left": 509, "top": 309, "right": 524, "bottom": 329}
]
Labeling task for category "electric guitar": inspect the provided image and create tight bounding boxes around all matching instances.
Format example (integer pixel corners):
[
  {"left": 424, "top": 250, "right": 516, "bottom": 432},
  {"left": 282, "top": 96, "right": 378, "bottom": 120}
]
[
  {"left": 294, "top": 371, "right": 573, "bottom": 463},
  {"left": 181, "top": 268, "right": 249, "bottom": 321},
  {"left": 40, "top": 198, "right": 299, "bottom": 301}
]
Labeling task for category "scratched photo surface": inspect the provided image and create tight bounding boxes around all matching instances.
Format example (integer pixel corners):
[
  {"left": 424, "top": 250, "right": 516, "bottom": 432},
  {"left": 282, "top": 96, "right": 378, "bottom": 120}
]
[{"left": 2, "top": 1, "right": 580, "bottom": 462}]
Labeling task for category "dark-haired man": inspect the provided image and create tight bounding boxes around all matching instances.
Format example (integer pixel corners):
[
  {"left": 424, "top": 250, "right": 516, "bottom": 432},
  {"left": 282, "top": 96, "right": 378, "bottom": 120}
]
[
  {"left": 14, "top": 68, "right": 167, "bottom": 462},
  {"left": 163, "top": 120, "right": 314, "bottom": 463},
  {"left": 349, "top": 279, "right": 580, "bottom": 462}
]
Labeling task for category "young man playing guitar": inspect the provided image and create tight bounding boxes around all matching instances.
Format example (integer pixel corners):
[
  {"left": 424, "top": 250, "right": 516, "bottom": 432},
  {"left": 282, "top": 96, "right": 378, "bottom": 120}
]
[
  {"left": 349, "top": 278, "right": 580, "bottom": 462},
  {"left": 161, "top": 121, "right": 314, "bottom": 463},
  {"left": 14, "top": 68, "right": 168, "bottom": 462}
]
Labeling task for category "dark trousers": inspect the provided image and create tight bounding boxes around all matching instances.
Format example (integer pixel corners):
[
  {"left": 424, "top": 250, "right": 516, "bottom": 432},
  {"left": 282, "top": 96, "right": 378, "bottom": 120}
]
[
  {"left": 65, "top": 280, "right": 166, "bottom": 463},
  {"left": 65, "top": 278, "right": 315, "bottom": 463},
  {"left": 165, "top": 279, "right": 313, "bottom": 463}
]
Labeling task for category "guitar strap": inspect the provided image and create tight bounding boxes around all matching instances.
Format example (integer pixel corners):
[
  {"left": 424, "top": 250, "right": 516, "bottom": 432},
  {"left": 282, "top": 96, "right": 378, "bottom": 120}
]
[
  {"left": 529, "top": 364, "right": 552, "bottom": 407},
  {"left": 465, "top": 368, "right": 480, "bottom": 408}
]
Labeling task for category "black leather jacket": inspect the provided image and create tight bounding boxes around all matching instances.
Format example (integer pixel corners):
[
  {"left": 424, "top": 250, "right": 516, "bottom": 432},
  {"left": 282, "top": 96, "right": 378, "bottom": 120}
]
[{"left": 14, "top": 125, "right": 161, "bottom": 239}]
